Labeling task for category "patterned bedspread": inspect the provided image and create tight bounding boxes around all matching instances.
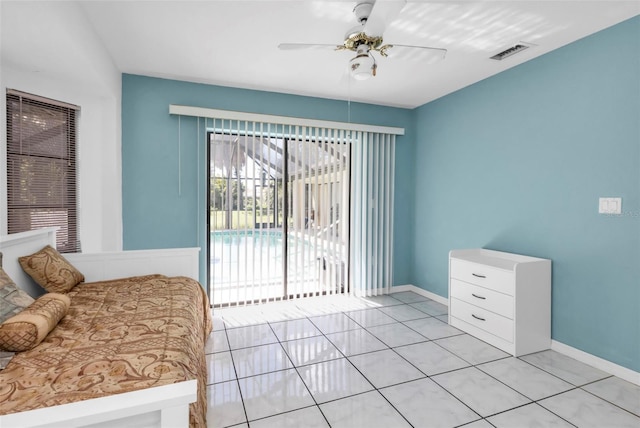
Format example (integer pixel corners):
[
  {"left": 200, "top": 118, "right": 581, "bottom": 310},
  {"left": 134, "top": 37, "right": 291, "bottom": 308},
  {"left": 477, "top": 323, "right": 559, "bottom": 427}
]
[{"left": 0, "top": 275, "right": 212, "bottom": 427}]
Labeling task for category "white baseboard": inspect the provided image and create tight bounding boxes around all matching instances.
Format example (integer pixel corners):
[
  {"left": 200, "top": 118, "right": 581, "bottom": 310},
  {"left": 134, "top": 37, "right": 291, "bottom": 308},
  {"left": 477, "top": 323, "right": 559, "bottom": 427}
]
[
  {"left": 391, "top": 284, "right": 448, "bottom": 306},
  {"left": 551, "top": 340, "right": 640, "bottom": 386},
  {"left": 392, "top": 285, "right": 640, "bottom": 386}
]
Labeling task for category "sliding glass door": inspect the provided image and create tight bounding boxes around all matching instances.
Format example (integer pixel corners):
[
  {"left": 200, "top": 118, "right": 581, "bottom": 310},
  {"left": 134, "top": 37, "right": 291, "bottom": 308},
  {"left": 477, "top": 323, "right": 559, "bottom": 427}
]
[
  {"left": 208, "top": 129, "right": 350, "bottom": 307},
  {"left": 285, "top": 138, "right": 350, "bottom": 299}
]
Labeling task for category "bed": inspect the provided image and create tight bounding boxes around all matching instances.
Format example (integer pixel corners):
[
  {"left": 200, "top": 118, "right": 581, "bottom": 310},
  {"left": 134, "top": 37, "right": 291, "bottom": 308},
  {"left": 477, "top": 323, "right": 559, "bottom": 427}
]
[{"left": 0, "top": 228, "right": 211, "bottom": 428}]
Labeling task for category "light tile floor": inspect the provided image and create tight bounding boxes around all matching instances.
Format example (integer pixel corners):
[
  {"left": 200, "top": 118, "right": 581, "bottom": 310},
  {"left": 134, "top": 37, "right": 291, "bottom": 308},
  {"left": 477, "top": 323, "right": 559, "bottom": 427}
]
[{"left": 205, "top": 292, "right": 640, "bottom": 428}]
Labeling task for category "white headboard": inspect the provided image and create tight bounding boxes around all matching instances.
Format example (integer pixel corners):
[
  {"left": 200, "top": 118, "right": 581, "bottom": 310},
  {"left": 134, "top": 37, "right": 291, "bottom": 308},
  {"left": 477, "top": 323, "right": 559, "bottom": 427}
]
[
  {"left": 0, "top": 228, "right": 202, "bottom": 298},
  {"left": 0, "top": 228, "right": 57, "bottom": 297}
]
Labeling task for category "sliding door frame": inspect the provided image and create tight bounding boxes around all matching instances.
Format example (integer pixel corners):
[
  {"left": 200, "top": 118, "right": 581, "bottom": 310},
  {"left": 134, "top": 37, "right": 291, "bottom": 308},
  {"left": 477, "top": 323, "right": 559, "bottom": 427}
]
[{"left": 207, "top": 129, "right": 353, "bottom": 307}]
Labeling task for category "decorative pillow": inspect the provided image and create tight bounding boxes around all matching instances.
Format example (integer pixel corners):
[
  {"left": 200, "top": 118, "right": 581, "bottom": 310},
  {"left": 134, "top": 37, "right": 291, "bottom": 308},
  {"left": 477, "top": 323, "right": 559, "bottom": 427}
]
[
  {"left": 19, "top": 245, "right": 84, "bottom": 293},
  {"left": 1, "top": 267, "right": 35, "bottom": 324},
  {"left": 0, "top": 293, "right": 70, "bottom": 352}
]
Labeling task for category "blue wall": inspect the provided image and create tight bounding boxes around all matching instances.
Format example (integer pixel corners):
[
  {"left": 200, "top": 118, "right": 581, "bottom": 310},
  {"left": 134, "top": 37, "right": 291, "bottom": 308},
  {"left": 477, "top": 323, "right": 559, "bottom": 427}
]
[
  {"left": 122, "top": 17, "right": 638, "bottom": 372},
  {"left": 412, "top": 17, "right": 639, "bottom": 371},
  {"left": 121, "top": 75, "right": 415, "bottom": 286}
]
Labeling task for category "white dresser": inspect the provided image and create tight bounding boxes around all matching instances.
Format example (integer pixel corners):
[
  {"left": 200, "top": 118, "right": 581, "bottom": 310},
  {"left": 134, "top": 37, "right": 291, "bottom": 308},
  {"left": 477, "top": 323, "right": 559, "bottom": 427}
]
[{"left": 448, "top": 249, "right": 551, "bottom": 356}]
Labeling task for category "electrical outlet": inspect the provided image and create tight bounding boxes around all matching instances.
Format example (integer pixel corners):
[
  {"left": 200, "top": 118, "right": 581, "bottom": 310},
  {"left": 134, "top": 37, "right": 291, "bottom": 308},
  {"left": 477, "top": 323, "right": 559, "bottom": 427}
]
[{"left": 599, "top": 197, "right": 622, "bottom": 214}]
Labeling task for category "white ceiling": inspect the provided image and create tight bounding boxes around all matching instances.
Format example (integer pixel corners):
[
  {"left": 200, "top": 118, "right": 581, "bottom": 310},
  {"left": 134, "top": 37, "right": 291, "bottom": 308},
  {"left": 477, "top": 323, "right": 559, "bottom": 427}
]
[{"left": 4, "top": 1, "right": 640, "bottom": 109}]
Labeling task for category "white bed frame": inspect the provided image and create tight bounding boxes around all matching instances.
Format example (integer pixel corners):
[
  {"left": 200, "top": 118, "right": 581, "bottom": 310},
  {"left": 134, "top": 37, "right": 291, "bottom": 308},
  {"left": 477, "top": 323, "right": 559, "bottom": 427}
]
[{"left": 0, "top": 228, "right": 202, "bottom": 428}]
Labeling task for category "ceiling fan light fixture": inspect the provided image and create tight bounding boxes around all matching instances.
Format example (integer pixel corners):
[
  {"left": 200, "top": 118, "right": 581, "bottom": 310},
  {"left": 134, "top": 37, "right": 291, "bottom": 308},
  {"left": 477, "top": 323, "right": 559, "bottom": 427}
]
[{"left": 350, "top": 52, "right": 376, "bottom": 80}]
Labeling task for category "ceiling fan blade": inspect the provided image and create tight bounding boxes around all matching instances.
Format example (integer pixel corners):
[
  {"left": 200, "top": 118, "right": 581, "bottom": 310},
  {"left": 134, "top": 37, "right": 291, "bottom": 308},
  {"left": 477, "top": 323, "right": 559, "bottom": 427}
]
[
  {"left": 278, "top": 43, "right": 339, "bottom": 51},
  {"left": 383, "top": 44, "right": 447, "bottom": 63},
  {"left": 363, "top": 0, "right": 407, "bottom": 37}
]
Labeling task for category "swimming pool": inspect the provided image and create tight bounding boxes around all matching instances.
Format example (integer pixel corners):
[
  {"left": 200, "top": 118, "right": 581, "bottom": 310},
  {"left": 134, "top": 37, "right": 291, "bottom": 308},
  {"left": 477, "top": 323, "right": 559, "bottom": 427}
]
[
  {"left": 210, "top": 229, "right": 346, "bottom": 305},
  {"left": 211, "top": 229, "right": 285, "bottom": 263},
  {"left": 211, "top": 229, "right": 312, "bottom": 288}
]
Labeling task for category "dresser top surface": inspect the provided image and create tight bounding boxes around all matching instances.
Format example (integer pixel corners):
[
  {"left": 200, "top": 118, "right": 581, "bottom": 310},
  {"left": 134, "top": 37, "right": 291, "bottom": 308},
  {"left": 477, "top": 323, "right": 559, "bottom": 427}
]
[{"left": 450, "top": 249, "right": 550, "bottom": 271}]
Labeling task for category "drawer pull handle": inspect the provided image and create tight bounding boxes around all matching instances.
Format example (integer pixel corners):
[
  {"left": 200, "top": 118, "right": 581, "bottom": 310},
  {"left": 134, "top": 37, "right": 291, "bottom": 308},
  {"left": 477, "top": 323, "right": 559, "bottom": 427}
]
[
  {"left": 472, "top": 293, "right": 486, "bottom": 300},
  {"left": 472, "top": 273, "right": 486, "bottom": 278},
  {"left": 472, "top": 314, "right": 486, "bottom": 321}
]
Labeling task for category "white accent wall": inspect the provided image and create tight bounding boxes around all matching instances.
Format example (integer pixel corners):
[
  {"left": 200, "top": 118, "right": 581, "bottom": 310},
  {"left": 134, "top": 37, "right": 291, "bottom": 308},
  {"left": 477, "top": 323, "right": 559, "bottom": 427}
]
[{"left": 0, "top": 1, "right": 123, "bottom": 252}]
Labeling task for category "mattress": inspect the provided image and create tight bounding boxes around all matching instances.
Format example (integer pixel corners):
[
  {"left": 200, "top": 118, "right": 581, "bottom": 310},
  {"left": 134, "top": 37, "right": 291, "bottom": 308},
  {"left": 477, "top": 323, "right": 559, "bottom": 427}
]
[{"left": 0, "top": 274, "right": 212, "bottom": 427}]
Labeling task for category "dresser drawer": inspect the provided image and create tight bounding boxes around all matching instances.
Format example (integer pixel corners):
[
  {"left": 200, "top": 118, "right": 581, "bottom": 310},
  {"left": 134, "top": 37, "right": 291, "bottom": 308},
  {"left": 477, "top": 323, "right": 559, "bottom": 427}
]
[
  {"left": 450, "top": 298, "right": 513, "bottom": 342},
  {"left": 450, "top": 259, "right": 514, "bottom": 295},
  {"left": 450, "top": 279, "right": 514, "bottom": 319}
]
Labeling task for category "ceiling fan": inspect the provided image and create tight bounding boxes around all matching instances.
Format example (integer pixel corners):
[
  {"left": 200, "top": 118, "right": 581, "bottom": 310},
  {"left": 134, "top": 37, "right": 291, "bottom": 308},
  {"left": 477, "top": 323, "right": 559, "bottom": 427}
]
[{"left": 278, "top": 0, "right": 447, "bottom": 81}]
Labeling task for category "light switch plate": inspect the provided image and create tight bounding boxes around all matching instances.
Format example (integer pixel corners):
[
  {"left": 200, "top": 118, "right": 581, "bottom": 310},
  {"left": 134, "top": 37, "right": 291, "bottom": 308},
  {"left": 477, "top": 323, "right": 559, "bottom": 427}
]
[{"left": 599, "top": 197, "right": 622, "bottom": 214}]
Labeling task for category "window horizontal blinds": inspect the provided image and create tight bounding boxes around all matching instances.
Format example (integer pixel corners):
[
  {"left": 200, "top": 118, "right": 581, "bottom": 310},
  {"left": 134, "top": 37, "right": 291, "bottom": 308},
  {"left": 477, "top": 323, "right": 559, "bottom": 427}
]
[{"left": 6, "top": 90, "right": 80, "bottom": 253}]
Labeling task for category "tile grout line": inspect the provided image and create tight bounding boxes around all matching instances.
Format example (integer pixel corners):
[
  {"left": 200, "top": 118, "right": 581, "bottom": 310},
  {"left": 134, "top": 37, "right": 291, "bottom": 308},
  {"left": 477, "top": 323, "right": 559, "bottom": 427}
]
[
  {"left": 512, "top": 353, "right": 640, "bottom": 418},
  {"left": 295, "top": 302, "right": 428, "bottom": 426},
  {"left": 352, "top": 303, "right": 592, "bottom": 427},
  {"left": 578, "top": 379, "right": 640, "bottom": 419},
  {"left": 333, "top": 301, "right": 487, "bottom": 427},
  {"left": 423, "top": 340, "right": 573, "bottom": 426},
  {"left": 218, "top": 299, "right": 476, "bottom": 426},
  {"left": 316, "top": 306, "right": 420, "bottom": 428},
  {"left": 516, "top": 351, "right": 600, "bottom": 387},
  {"left": 203, "top": 315, "right": 251, "bottom": 428},
  {"left": 209, "top": 294, "right": 640, "bottom": 427},
  {"left": 220, "top": 312, "right": 321, "bottom": 426},
  {"left": 264, "top": 318, "right": 334, "bottom": 427},
  {"left": 225, "top": 321, "right": 251, "bottom": 428}
]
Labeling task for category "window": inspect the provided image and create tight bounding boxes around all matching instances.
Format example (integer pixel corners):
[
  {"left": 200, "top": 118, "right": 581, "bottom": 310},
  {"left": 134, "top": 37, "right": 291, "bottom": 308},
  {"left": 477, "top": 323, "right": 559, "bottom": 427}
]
[{"left": 6, "top": 90, "right": 80, "bottom": 253}]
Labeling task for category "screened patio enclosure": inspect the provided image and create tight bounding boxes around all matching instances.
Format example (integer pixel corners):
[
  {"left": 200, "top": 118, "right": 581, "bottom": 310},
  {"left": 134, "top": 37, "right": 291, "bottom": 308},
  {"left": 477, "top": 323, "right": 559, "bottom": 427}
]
[{"left": 209, "top": 130, "right": 350, "bottom": 307}]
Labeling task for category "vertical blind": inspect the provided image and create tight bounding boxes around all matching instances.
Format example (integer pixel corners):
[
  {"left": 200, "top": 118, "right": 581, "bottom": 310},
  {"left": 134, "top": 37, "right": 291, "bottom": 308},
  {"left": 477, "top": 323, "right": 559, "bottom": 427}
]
[
  {"left": 171, "top": 105, "right": 401, "bottom": 304},
  {"left": 6, "top": 90, "right": 80, "bottom": 253},
  {"left": 208, "top": 120, "right": 352, "bottom": 306},
  {"left": 350, "top": 131, "right": 395, "bottom": 297}
]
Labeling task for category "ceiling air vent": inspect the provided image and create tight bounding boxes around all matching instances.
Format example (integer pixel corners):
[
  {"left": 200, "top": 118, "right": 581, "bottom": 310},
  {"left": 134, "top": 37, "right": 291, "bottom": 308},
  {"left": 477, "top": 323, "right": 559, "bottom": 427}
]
[{"left": 490, "top": 43, "right": 533, "bottom": 60}]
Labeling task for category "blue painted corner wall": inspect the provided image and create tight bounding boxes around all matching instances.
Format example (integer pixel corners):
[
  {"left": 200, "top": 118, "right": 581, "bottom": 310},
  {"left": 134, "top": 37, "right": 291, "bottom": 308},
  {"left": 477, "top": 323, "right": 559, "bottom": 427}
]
[
  {"left": 412, "top": 16, "right": 639, "bottom": 371},
  {"left": 122, "top": 16, "right": 638, "bottom": 372},
  {"left": 121, "top": 76, "right": 415, "bottom": 287}
]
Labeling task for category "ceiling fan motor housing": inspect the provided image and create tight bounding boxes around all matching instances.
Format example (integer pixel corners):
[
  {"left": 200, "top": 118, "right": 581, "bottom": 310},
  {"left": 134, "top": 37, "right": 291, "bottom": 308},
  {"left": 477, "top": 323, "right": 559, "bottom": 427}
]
[
  {"left": 344, "top": 2, "right": 384, "bottom": 51},
  {"left": 343, "top": 31, "right": 384, "bottom": 51}
]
